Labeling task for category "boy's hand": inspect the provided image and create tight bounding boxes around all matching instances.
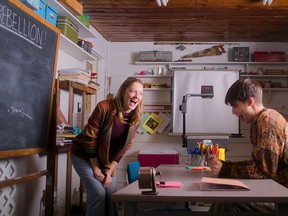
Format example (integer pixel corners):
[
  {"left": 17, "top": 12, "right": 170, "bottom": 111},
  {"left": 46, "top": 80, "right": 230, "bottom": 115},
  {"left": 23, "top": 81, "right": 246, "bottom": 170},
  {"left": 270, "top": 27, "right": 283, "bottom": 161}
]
[{"left": 209, "top": 156, "right": 223, "bottom": 176}]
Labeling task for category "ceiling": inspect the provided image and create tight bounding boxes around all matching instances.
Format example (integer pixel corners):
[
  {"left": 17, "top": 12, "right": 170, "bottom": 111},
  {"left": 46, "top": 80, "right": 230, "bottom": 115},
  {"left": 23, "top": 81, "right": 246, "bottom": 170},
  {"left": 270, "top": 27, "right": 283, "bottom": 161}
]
[{"left": 82, "top": 0, "right": 288, "bottom": 42}]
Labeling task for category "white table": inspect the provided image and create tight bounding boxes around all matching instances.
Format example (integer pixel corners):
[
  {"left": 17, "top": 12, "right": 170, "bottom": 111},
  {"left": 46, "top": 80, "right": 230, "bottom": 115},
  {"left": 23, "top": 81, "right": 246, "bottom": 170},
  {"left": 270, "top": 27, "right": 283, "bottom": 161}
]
[{"left": 112, "top": 165, "right": 288, "bottom": 216}]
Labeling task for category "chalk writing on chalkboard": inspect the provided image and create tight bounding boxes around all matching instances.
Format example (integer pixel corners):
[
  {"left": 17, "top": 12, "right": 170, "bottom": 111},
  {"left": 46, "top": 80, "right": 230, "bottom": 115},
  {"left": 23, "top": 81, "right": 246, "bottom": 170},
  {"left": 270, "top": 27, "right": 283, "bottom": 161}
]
[
  {"left": 0, "top": 0, "right": 60, "bottom": 158},
  {"left": 0, "top": 3, "right": 48, "bottom": 49},
  {"left": 8, "top": 106, "right": 33, "bottom": 120}
]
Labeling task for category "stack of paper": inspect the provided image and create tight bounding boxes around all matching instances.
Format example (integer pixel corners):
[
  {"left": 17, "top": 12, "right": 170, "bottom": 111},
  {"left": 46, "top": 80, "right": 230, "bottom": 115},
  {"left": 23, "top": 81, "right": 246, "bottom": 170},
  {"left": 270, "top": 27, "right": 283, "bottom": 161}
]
[
  {"left": 156, "top": 181, "right": 183, "bottom": 188},
  {"left": 58, "top": 68, "right": 91, "bottom": 85},
  {"left": 199, "top": 177, "right": 250, "bottom": 191}
]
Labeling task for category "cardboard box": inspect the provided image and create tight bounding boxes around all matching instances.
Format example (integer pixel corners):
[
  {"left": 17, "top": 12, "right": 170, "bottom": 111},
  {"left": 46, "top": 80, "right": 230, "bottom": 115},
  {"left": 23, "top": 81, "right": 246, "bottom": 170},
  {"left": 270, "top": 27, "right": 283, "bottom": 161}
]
[
  {"left": 138, "top": 149, "right": 179, "bottom": 167},
  {"left": 253, "top": 51, "right": 285, "bottom": 62},
  {"left": 57, "top": 16, "right": 79, "bottom": 43},
  {"left": 58, "top": 0, "right": 83, "bottom": 16}
]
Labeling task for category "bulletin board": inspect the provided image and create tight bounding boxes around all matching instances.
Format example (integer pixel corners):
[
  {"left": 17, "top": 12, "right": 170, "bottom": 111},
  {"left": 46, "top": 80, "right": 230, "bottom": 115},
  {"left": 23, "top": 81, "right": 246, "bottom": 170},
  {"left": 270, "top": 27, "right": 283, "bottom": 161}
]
[
  {"left": 0, "top": 0, "right": 60, "bottom": 158},
  {"left": 173, "top": 70, "right": 240, "bottom": 135}
]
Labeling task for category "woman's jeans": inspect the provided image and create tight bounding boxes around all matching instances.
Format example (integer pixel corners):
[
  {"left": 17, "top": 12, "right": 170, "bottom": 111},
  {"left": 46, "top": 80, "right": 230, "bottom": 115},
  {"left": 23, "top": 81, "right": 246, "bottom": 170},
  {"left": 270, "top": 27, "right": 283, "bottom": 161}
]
[{"left": 71, "top": 154, "right": 118, "bottom": 216}]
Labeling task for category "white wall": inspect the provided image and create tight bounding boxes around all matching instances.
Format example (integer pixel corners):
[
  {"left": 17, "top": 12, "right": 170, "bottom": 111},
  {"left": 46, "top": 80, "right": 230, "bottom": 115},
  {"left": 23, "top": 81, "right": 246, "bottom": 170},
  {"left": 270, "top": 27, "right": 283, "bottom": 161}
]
[{"left": 107, "top": 42, "right": 288, "bottom": 189}]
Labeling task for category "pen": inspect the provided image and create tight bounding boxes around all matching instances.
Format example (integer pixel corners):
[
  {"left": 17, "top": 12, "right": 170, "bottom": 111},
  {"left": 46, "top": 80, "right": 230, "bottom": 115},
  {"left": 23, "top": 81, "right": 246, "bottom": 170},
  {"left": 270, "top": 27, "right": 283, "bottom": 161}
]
[{"left": 187, "top": 148, "right": 191, "bottom": 155}]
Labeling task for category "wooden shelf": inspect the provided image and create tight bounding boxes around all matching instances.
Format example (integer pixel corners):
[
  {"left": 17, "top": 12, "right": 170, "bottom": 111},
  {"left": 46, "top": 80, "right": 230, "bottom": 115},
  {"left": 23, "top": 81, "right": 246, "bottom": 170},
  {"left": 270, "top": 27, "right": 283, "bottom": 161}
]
[
  {"left": 135, "top": 61, "right": 288, "bottom": 66},
  {"left": 143, "top": 102, "right": 173, "bottom": 106},
  {"left": 135, "top": 72, "right": 173, "bottom": 120},
  {"left": 135, "top": 75, "right": 173, "bottom": 78},
  {"left": 263, "top": 88, "right": 288, "bottom": 91},
  {"left": 241, "top": 75, "right": 288, "bottom": 78},
  {"left": 241, "top": 62, "right": 288, "bottom": 65},
  {"left": 144, "top": 88, "right": 172, "bottom": 91},
  {"left": 56, "top": 144, "right": 71, "bottom": 153},
  {"left": 135, "top": 61, "right": 174, "bottom": 65},
  {"left": 59, "top": 80, "right": 97, "bottom": 95}
]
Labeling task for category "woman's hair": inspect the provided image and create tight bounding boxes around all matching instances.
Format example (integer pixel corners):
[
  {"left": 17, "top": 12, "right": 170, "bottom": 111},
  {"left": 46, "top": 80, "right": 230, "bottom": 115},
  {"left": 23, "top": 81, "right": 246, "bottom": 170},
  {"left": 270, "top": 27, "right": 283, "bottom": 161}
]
[
  {"left": 225, "top": 78, "right": 263, "bottom": 106},
  {"left": 112, "top": 77, "right": 143, "bottom": 125}
]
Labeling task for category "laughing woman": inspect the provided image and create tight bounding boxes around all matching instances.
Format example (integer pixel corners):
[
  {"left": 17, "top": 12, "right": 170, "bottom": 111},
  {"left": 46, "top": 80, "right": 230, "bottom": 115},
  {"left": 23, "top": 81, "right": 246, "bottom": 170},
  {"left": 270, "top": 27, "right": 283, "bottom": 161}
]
[{"left": 71, "top": 77, "right": 144, "bottom": 216}]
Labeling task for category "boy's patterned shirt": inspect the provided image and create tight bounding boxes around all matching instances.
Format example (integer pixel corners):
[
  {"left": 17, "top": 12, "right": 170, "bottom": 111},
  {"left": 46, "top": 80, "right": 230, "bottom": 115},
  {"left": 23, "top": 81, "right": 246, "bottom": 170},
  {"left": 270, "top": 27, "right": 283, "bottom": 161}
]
[{"left": 219, "top": 108, "right": 288, "bottom": 188}]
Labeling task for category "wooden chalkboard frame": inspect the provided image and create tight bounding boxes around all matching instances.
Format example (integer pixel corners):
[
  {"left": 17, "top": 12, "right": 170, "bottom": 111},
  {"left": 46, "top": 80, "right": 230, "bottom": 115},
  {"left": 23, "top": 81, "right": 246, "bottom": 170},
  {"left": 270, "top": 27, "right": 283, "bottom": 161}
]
[{"left": 0, "top": 0, "right": 60, "bottom": 158}]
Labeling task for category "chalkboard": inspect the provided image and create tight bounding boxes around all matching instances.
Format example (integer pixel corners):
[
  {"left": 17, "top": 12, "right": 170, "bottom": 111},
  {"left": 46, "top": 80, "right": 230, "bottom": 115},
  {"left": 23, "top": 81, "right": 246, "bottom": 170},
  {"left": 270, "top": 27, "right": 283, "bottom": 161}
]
[
  {"left": 0, "top": 0, "right": 60, "bottom": 158},
  {"left": 173, "top": 70, "right": 240, "bottom": 135}
]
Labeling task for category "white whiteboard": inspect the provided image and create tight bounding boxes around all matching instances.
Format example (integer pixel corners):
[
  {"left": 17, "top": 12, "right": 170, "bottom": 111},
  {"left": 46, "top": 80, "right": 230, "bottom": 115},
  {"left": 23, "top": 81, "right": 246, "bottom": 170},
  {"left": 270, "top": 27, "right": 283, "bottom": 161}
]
[{"left": 173, "top": 70, "right": 239, "bottom": 134}]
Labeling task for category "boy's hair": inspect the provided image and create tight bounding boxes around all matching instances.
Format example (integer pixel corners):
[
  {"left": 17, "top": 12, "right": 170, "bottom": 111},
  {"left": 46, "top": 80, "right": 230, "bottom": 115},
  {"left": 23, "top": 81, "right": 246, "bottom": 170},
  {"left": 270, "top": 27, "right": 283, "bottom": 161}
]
[{"left": 225, "top": 79, "right": 263, "bottom": 106}]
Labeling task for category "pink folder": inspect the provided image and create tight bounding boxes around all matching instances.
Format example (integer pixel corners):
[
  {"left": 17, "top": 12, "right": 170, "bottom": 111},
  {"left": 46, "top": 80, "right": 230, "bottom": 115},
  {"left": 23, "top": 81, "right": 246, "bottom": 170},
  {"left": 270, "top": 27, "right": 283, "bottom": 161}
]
[{"left": 156, "top": 181, "right": 183, "bottom": 188}]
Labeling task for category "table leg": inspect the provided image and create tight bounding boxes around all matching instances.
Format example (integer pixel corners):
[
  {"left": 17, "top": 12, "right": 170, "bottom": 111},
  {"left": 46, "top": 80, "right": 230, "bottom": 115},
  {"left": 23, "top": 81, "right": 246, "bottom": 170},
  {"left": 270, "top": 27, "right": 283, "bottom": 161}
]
[
  {"left": 123, "top": 202, "right": 137, "bottom": 216},
  {"left": 276, "top": 203, "right": 288, "bottom": 216}
]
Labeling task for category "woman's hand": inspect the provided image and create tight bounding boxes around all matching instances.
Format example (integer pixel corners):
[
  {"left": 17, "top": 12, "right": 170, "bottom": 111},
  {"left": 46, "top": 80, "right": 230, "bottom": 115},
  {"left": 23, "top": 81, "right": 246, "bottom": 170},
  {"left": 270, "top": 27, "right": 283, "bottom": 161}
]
[
  {"left": 90, "top": 158, "right": 106, "bottom": 182},
  {"left": 102, "top": 173, "right": 112, "bottom": 188},
  {"left": 93, "top": 168, "right": 105, "bottom": 182},
  {"left": 209, "top": 156, "right": 223, "bottom": 176}
]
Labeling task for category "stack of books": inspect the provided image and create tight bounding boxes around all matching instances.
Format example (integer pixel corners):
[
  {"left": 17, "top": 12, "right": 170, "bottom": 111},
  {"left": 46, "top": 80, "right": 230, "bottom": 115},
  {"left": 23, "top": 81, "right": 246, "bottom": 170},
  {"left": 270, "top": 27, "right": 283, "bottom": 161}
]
[
  {"left": 88, "top": 72, "right": 100, "bottom": 89},
  {"left": 58, "top": 68, "right": 91, "bottom": 85},
  {"left": 58, "top": 68, "right": 99, "bottom": 89},
  {"left": 56, "top": 124, "right": 76, "bottom": 146}
]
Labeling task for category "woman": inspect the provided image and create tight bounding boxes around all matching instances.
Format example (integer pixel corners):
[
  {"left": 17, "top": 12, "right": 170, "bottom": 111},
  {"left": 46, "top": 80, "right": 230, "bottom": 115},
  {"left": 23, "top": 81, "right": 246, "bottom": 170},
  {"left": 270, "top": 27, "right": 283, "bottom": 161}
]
[{"left": 71, "top": 77, "right": 144, "bottom": 216}]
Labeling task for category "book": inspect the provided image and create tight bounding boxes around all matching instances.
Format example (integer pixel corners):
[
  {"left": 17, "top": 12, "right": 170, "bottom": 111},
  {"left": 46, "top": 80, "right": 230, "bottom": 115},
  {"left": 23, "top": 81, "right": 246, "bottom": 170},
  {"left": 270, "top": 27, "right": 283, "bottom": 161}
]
[
  {"left": 199, "top": 177, "right": 250, "bottom": 191},
  {"left": 58, "top": 77, "right": 90, "bottom": 85},
  {"left": 156, "top": 112, "right": 171, "bottom": 134},
  {"left": 142, "top": 112, "right": 163, "bottom": 134},
  {"left": 143, "top": 105, "right": 165, "bottom": 111},
  {"left": 137, "top": 112, "right": 150, "bottom": 134},
  {"left": 58, "top": 72, "right": 91, "bottom": 80},
  {"left": 58, "top": 68, "right": 90, "bottom": 75},
  {"left": 58, "top": 68, "right": 92, "bottom": 86},
  {"left": 88, "top": 80, "right": 100, "bottom": 90},
  {"left": 58, "top": 73, "right": 90, "bottom": 81},
  {"left": 162, "top": 112, "right": 173, "bottom": 134}
]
